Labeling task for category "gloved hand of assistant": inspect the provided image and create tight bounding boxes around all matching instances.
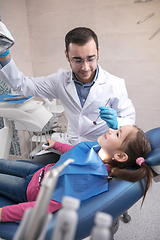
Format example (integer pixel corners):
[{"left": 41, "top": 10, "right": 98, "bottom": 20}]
[{"left": 99, "top": 106, "right": 118, "bottom": 129}]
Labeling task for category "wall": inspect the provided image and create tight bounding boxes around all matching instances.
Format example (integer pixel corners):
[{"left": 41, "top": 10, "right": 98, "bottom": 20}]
[
  {"left": 26, "top": 0, "right": 160, "bottom": 132},
  {"left": 0, "top": 0, "right": 160, "bottom": 157}
]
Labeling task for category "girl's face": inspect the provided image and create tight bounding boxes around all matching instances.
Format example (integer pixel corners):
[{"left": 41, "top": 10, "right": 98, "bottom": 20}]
[{"left": 98, "top": 125, "right": 137, "bottom": 158}]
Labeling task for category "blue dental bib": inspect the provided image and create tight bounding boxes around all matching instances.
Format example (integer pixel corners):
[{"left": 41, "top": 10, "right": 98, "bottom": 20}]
[{"left": 51, "top": 142, "right": 108, "bottom": 202}]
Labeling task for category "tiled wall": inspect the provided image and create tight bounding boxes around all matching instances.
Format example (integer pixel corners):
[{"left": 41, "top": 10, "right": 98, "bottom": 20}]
[{"left": 0, "top": 0, "right": 160, "bottom": 156}]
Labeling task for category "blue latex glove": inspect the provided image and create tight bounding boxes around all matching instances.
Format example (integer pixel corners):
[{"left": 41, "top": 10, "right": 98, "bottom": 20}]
[
  {"left": 99, "top": 106, "right": 118, "bottom": 129},
  {"left": 0, "top": 49, "right": 10, "bottom": 57}
]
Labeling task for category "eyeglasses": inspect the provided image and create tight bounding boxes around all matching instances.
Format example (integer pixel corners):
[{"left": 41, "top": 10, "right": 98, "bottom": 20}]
[{"left": 69, "top": 56, "right": 97, "bottom": 66}]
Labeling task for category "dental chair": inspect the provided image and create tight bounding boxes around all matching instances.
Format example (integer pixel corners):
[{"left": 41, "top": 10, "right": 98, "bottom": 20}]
[{"left": 0, "top": 127, "right": 159, "bottom": 240}]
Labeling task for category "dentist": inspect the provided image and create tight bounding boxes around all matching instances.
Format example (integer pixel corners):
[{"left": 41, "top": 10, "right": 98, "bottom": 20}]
[{"left": 0, "top": 27, "right": 135, "bottom": 163}]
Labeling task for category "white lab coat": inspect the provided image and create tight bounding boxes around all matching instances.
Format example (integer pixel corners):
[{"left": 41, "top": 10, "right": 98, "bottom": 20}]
[{"left": 0, "top": 60, "right": 135, "bottom": 145}]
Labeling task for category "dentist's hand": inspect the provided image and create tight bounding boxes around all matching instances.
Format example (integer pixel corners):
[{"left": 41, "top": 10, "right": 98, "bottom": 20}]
[{"left": 99, "top": 106, "right": 118, "bottom": 129}]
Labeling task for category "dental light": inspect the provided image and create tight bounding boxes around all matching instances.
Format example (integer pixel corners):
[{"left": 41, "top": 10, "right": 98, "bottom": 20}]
[{"left": 0, "top": 20, "right": 14, "bottom": 55}]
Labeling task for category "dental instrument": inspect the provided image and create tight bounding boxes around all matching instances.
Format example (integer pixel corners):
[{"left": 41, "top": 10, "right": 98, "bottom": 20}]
[
  {"left": 137, "top": 12, "right": 154, "bottom": 24},
  {"left": 93, "top": 98, "right": 111, "bottom": 125}
]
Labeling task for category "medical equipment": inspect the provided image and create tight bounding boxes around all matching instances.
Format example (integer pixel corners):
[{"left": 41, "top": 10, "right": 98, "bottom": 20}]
[
  {"left": 137, "top": 12, "right": 154, "bottom": 24},
  {"left": 0, "top": 20, "right": 14, "bottom": 55},
  {"left": 0, "top": 126, "right": 159, "bottom": 239},
  {"left": 30, "top": 98, "right": 65, "bottom": 155},
  {"left": 149, "top": 28, "right": 160, "bottom": 40},
  {"left": 52, "top": 196, "right": 80, "bottom": 240},
  {"left": 0, "top": 97, "right": 52, "bottom": 159},
  {"left": 0, "top": 92, "right": 65, "bottom": 158},
  {"left": 93, "top": 98, "right": 111, "bottom": 125},
  {"left": 91, "top": 212, "right": 112, "bottom": 240}
]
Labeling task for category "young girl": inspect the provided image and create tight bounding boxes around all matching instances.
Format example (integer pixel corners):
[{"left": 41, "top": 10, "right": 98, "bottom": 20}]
[{"left": 0, "top": 125, "right": 153, "bottom": 222}]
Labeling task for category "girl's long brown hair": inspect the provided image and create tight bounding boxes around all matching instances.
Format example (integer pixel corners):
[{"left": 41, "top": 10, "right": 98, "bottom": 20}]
[{"left": 108, "top": 126, "right": 153, "bottom": 206}]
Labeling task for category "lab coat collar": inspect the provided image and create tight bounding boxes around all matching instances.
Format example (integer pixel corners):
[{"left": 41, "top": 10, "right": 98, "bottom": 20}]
[
  {"left": 66, "top": 72, "right": 82, "bottom": 109},
  {"left": 96, "top": 65, "right": 107, "bottom": 84}
]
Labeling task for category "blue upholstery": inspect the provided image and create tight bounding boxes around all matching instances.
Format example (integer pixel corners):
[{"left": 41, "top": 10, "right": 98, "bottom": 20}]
[
  {"left": 0, "top": 127, "right": 160, "bottom": 240},
  {"left": 145, "top": 127, "right": 160, "bottom": 167}
]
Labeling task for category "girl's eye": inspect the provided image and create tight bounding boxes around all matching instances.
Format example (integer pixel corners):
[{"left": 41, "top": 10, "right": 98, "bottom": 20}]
[{"left": 117, "top": 132, "right": 119, "bottom": 137}]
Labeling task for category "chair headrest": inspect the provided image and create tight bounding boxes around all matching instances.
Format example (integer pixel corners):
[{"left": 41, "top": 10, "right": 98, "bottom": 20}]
[{"left": 145, "top": 127, "right": 160, "bottom": 167}]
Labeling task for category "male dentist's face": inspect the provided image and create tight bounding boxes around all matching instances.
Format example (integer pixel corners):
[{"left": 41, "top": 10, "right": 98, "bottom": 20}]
[{"left": 65, "top": 38, "right": 99, "bottom": 84}]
